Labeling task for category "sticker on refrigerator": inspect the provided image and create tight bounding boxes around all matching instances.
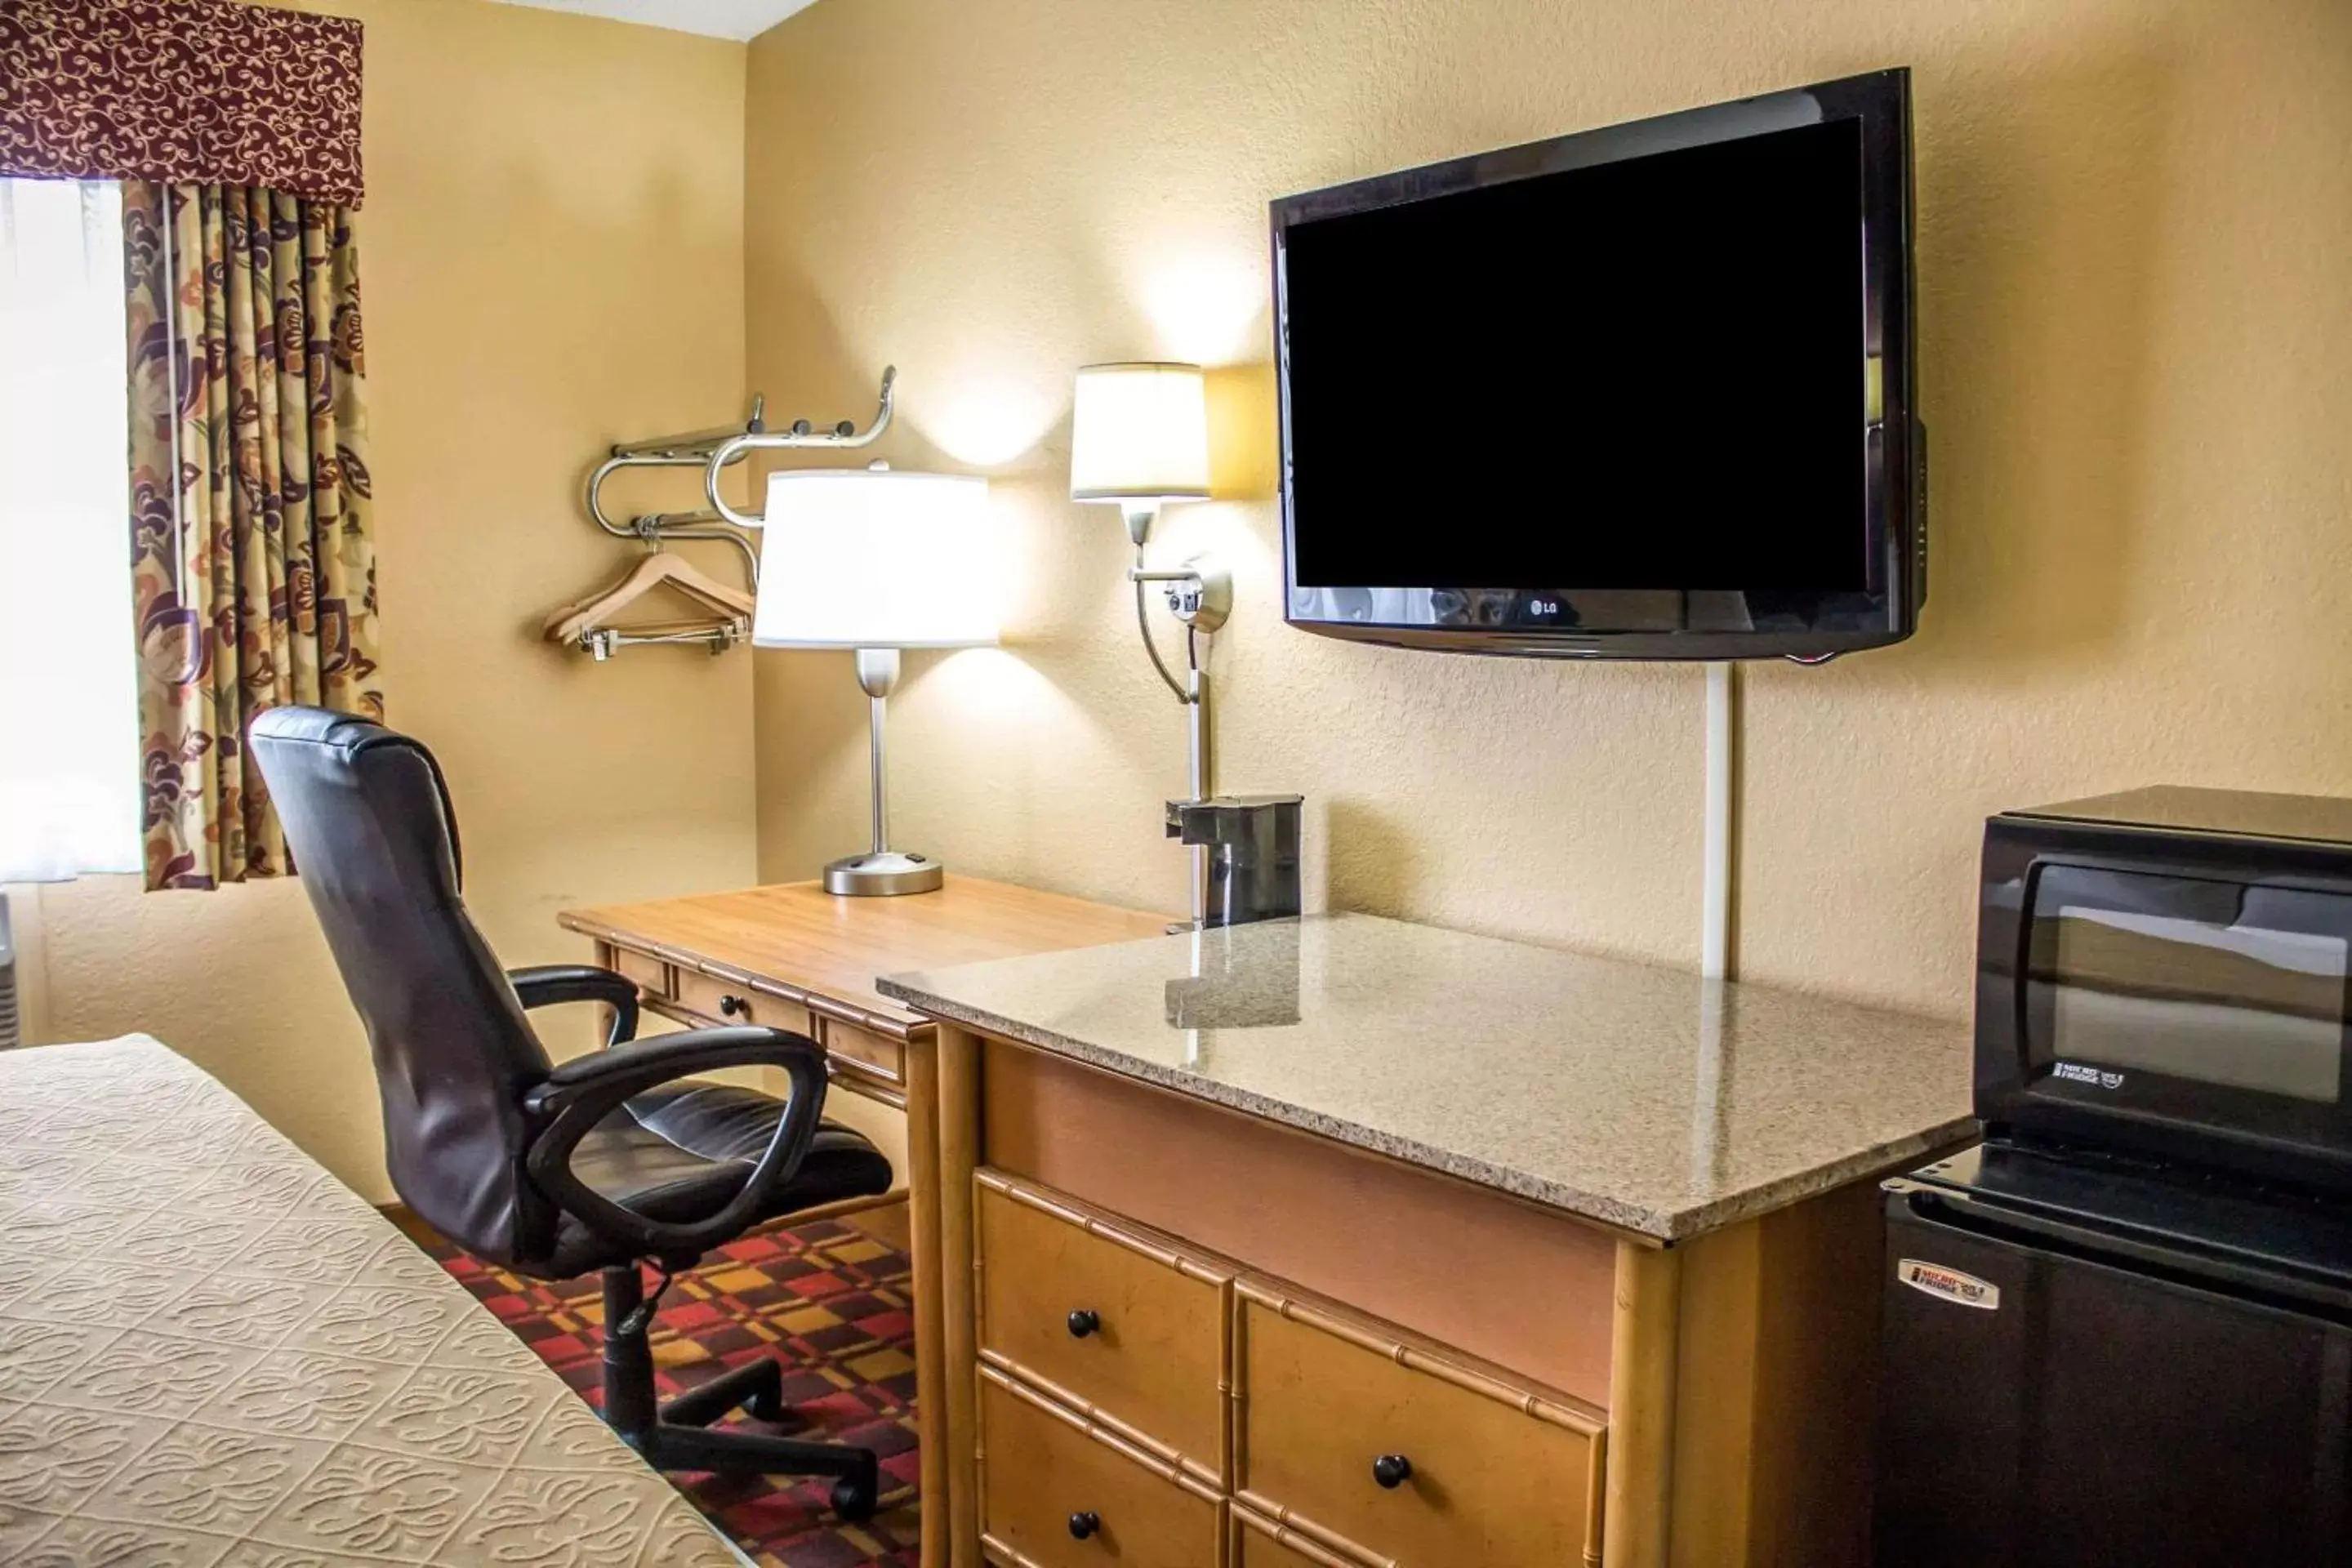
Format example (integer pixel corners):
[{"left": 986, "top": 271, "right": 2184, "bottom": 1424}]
[{"left": 1896, "top": 1258, "right": 2001, "bottom": 1310}]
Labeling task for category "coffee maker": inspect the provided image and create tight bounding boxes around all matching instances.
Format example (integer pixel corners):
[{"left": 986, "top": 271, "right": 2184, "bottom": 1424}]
[{"left": 1164, "top": 794, "right": 1303, "bottom": 929}]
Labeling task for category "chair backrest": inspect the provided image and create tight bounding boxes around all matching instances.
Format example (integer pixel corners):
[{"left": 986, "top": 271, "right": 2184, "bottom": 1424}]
[{"left": 250, "top": 706, "right": 554, "bottom": 1264}]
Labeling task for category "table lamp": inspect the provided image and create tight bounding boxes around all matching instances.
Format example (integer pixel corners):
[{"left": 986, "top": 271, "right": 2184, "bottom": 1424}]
[{"left": 754, "top": 468, "right": 996, "bottom": 895}]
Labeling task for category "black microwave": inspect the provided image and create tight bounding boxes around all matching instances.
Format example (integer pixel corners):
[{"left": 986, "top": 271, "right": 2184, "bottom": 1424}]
[{"left": 1977, "top": 786, "right": 2352, "bottom": 1194}]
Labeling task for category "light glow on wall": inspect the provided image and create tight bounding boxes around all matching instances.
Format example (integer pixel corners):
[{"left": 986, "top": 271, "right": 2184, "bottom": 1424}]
[
  {"left": 911, "top": 372, "right": 1066, "bottom": 470},
  {"left": 1138, "top": 251, "right": 1267, "bottom": 368}
]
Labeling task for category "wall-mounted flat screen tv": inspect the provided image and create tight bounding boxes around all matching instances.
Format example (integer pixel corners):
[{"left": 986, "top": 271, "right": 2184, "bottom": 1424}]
[{"left": 1272, "top": 69, "right": 1922, "bottom": 661}]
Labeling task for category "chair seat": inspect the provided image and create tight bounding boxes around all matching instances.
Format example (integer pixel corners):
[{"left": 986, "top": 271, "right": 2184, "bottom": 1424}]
[{"left": 544, "top": 1078, "right": 894, "bottom": 1277}]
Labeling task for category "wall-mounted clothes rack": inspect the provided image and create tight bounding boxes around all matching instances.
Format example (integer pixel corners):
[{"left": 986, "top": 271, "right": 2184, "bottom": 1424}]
[
  {"left": 576, "top": 620, "right": 748, "bottom": 661},
  {"left": 582, "top": 367, "right": 900, "bottom": 590}
]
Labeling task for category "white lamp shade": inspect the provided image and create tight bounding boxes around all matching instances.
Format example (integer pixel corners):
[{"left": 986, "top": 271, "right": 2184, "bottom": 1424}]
[
  {"left": 752, "top": 470, "right": 998, "bottom": 649},
  {"left": 1070, "top": 362, "right": 1210, "bottom": 502}
]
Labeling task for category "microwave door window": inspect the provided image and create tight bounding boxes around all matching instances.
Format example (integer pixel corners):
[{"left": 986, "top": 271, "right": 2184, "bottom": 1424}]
[{"left": 2045, "top": 904, "right": 2348, "bottom": 1104}]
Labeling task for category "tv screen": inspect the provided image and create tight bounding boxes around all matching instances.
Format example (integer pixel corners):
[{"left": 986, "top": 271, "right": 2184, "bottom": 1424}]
[{"left": 1272, "top": 69, "right": 1921, "bottom": 660}]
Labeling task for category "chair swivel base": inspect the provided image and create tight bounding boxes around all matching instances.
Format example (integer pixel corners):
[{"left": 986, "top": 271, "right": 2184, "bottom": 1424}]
[{"left": 599, "top": 1267, "right": 881, "bottom": 1522}]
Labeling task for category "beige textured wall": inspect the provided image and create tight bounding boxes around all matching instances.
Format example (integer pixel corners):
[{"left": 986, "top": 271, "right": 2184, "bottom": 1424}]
[
  {"left": 29, "top": 0, "right": 755, "bottom": 1200},
  {"left": 743, "top": 0, "right": 2352, "bottom": 1018}
]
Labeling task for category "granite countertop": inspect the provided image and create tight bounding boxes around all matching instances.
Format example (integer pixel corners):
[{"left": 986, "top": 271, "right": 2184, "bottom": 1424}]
[{"left": 878, "top": 912, "right": 1975, "bottom": 1242}]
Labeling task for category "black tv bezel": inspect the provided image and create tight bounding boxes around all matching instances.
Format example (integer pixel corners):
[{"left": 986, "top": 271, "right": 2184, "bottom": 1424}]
[{"left": 1270, "top": 68, "right": 1921, "bottom": 662}]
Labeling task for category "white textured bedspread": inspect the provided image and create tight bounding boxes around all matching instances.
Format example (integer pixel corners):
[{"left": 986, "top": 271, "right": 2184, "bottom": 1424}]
[{"left": 0, "top": 1035, "right": 745, "bottom": 1567}]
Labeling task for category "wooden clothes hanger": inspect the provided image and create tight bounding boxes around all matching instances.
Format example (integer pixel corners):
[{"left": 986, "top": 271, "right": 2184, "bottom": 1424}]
[{"left": 544, "top": 550, "right": 756, "bottom": 646}]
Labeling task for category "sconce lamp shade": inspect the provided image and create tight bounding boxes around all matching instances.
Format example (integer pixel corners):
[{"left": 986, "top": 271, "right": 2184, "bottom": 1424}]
[
  {"left": 752, "top": 470, "right": 998, "bottom": 649},
  {"left": 1070, "top": 363, "right": 1210, "bottom": 502}
]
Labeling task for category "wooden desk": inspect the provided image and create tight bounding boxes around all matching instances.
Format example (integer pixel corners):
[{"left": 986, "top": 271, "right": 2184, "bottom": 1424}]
[{"left": 558, "top": 877, "right": 1171, "bottom": 1566}]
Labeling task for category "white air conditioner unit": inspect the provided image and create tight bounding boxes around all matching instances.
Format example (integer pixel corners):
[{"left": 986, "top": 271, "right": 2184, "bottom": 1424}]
[{"left": 0, "top": 892, "right": 19, "bottom": 1050}]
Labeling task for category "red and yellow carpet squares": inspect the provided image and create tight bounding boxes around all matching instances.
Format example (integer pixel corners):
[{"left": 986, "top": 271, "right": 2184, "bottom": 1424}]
[{"left": 423, "top": 1217, "right": 922, "bottom": 1568}]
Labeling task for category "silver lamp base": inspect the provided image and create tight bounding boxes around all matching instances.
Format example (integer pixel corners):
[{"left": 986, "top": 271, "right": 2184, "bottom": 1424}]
[{"left": 823, "top": 849, "right": 944, "bottom": 898}]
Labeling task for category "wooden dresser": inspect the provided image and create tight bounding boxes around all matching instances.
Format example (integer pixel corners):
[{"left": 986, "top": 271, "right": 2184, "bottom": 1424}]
[{"left": 880, "top": 912, "right": 1978, "bottom": 1568}]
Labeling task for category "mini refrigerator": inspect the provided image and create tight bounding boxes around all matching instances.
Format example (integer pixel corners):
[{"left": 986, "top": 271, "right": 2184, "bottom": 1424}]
[{"left": 1877, "top": 1146, "right": 2352, "bottom": 1567}]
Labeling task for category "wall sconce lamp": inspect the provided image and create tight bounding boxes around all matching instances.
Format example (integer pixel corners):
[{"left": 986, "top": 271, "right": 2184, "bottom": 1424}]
[
  {"left": 754, "top": 467, "right": 997, "bottom": 896},
  {"left": 1071, "top": 361, "right": 1228, "bottom": 926}
]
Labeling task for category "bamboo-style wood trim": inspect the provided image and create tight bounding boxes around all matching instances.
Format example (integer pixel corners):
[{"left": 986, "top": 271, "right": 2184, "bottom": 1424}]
[
  {"left": 822, "top": 1058, "right": 910, "bottom": 1111},
  {"left": 941, "top": 1026, "right": 984, "bottom": 1568},
  {"left": 978, "top": 1363, "right": 1227, "bottom": 1505},
  {"left": 1232, "top": 1489, "right": 1396, "bottom": 1568},
  {"left": 973, "top": 1341, "right": 991, "bottom": 1568},
  {"left": 563, "top": 914, "right": 936, "bottom": 1042},
  {"left": 974, "top": 1361, "right": 996, "bottom": 1568},
  {"left": 1233, "top": 1279, "right": 1253, "bottom": 1520},
  {"left": 1220, "top": 1218, "right": 1238, "bottom": 1503},
  {"left": 1602, "top": 1240, "right": 1681, "bottom": 1568},
  {"left": 1231, "top": 1503, "right": 1385, "bottom": 1568},
  {"left": 637, "top": 996, "right": 911, "bottom": 1110},
  {"left": 977, "top": 1535, "right": 1046, "bottom": 1568},
  {"left": 1232, "top": 1278, "right": 1606, "bottom": 1436},
  {"left": 976, "top": 1169, "right": 1236, "bottom": 1287},
  {"left": 977, "top": 1349, "right": 1223, "bottom": 1491},
  {"left": 1585, "top": 1423, "right": 1610, "bottom": 1567},
  {"left": 902, "top": 1031, "right": 949, "bottom": 1568}
]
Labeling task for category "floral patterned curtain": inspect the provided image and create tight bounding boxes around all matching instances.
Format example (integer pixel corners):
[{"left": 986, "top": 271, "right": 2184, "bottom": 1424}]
[{"left": 123, "top": 180, "right": 380, "bottom": 889}]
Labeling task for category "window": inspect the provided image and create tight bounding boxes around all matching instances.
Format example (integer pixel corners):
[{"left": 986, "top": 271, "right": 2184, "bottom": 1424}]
[{"left": 0, "top": 177, "right": 140, "bottom": 882}]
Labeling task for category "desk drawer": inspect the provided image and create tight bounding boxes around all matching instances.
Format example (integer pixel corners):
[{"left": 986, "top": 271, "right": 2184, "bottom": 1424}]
[
  {"left": 606, "top": 944, "right": 670, "bottom": 997},
  {"left": 978, "top": 1173, "right": 1229, "bottom": 1483},
  {"left": 1236, "top": 1283, "right": 1605, "bottom": 1568},
  {"left": 819, "top": 1018, "right": 906, "bottom": 1088},
  {"left": 981, "top": 1365, "right": 1223, "bottom": 1568},
  {"left": 672, "top": 970, "right": 808, "bottom": 1035}
]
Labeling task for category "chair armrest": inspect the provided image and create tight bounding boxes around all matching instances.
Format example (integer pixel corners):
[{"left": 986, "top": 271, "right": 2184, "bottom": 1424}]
[
  {"left": 521, "top": 1025, "right": 828, "bottom": 1261},
  {"left": 507, "top": 963, "right": 640, "bottom": 1046}
]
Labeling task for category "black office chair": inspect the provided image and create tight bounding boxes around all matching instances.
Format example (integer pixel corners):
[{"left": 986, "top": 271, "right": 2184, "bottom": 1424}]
[{"left": 252, "top": 706, "right": 893, "bottom": 1520}]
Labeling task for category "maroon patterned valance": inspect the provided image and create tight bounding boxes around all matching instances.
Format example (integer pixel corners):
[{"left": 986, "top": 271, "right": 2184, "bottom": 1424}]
[{"left": 0, "top": 0, "right": 363, "bottom": 205}]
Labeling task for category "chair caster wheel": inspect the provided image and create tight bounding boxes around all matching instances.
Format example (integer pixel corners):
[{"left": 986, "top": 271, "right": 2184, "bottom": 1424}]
[
  {"left": 746, "top": 1391, "right": 786, "bottom": 1423},
  {"left": 831, "top": 1472, "right": 879, "bottom": 1523}
]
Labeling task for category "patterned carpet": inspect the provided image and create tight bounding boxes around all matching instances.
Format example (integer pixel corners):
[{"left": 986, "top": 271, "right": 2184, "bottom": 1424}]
[{"left": 421, "top": 1217, "right": 922, "bottom": 1567}]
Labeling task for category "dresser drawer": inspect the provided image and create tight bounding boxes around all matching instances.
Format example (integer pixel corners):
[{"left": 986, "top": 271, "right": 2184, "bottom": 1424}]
[
  {"left": 1236, "top": 1284, "right": 1605, "bottom": 1568},
  {"left": 980, "top": 1365, "right": 1223, "bottom": 1568},
  {"left": 671, "top": 969, "right": 808, "bottom": 1035},
  {"left": 978, "top": 1173, "right": 1230, "bottom": 1483}
]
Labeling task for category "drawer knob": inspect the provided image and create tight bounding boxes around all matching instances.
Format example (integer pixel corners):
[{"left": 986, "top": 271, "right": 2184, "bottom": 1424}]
[
  {"left": 719, "top": 994, "right": 747, "bottom": 1018},
  {"left": 1067, "top": 1309, "right": 1102, "bottom": 1339},
  {"left": 1372, "top": 1454, "right": 1414, "bottom": 1490},
  {"left": 1068, "top": 1511, "right": 1101, "bottom": 1540}
]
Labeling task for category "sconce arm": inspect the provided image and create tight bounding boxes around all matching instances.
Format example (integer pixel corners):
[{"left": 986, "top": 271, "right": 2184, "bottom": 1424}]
[{"left": 1133, "top": 561, "right": 1192, "bottom": 705}]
